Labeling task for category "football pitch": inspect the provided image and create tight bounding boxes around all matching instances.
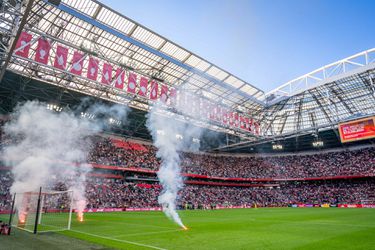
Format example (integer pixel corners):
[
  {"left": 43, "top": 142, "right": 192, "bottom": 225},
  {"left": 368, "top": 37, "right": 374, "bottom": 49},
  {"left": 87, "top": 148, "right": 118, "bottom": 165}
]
[{"left": 1, "top": 208, "right": 375, "bottom": 250}]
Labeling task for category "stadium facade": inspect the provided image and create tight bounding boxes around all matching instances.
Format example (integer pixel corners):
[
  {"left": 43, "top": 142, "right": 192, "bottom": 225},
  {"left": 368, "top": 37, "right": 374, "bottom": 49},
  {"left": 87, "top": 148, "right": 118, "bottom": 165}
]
[{"left": 0, "top": 0, "right": 374, "bottom": 153}]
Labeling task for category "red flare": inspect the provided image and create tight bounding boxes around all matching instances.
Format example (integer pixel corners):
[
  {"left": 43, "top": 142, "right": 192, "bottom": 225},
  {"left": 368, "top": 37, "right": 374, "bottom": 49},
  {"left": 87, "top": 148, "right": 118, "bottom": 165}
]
[
  {"left": 77, "top": 212, "right": 84, "bottom": 222},
  {"left": 19, "top": 213, "right": 26, "bottom": 224}
]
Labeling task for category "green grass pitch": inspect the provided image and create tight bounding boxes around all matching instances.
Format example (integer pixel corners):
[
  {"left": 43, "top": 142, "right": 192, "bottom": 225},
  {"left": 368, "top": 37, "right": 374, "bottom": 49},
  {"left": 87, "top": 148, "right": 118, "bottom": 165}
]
[{"left": 2, "top": 208, "right": 375, "bottom": 249}]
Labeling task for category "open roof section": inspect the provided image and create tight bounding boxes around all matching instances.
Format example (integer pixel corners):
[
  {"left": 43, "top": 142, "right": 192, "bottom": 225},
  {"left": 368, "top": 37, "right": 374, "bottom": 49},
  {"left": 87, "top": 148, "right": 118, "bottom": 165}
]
[
  {"left": 264, "top": 48, "right": 375, "bottom": 105},
  {"left": 59, "top": 0, "right": 265, "bottom": 109},
  {"left": 2, "top": 0, "right": 374, "bottom": 149}
]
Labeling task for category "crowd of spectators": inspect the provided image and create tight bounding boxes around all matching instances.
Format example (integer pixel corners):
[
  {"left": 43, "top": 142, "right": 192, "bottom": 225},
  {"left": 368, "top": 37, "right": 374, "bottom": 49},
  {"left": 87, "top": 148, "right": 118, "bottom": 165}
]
[
  {"left": 87, "top": 137, "right": 375, "bottom": 179},
  {"left": 88, "top": 137, "right": 160, "bottom": 169},
  {"left": 0, "top": 172, "right": 12, "bottom": 211},
  {"left": 180, "top": 148, "right": 375, "bottom": 178},
  {"left": 1, "top": 131, "right": 374, "bottom": 212},
  {"left": 1, "top": 172, "right": 374, "bottom": 211}
]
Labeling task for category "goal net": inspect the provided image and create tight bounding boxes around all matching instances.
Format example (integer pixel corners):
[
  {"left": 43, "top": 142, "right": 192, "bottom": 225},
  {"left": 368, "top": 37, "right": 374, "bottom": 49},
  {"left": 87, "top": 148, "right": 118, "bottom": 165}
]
[{"left": 11, "top": 189, "right": 73, "bottom": 233}]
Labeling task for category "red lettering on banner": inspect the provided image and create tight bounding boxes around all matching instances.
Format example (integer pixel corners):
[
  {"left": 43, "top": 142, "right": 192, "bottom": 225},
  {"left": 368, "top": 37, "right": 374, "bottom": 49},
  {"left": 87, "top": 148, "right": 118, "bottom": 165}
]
[{"left": 339, "top": 117, "right": 375, "bottom": 143}]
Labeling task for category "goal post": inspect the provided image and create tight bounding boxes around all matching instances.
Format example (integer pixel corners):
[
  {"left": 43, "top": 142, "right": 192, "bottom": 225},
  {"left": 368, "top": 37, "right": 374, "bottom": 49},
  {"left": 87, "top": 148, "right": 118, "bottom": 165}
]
[{"left": 10, "top": 188, "right": 74, "bottom": 233}]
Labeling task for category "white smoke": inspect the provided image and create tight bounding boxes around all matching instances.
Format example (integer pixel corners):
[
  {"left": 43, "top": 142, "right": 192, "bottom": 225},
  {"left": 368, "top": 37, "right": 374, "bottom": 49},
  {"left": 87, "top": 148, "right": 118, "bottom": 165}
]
[
  {"left": 146, "top": 96, "right": 204, "bottom": 228},
  {"left": 2, "top": 100, "right": 128, "bottom": 218}
]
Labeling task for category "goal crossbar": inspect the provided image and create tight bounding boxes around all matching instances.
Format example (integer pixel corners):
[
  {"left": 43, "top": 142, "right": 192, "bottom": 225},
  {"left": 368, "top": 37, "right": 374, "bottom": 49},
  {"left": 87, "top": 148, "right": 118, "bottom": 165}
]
[{"left": 10, "top": 189, "right": 74, "bottom": 234}]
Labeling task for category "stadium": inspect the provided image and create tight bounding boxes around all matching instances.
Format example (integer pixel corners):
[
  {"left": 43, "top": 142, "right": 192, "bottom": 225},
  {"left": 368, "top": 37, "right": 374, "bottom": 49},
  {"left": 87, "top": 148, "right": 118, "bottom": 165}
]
[{"left": 0, "top": 0, "right": 374, "bottom": 249}]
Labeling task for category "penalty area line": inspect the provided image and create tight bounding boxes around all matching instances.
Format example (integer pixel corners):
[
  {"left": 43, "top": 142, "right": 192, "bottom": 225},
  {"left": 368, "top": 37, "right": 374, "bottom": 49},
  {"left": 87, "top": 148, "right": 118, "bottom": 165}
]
[
  {"left": 88, "top": 218, "right": 175, "bottom": 230},
  {"left": 70, "top": 229, "right": 168, "bottom": 250},
  {"left": 112, "top": 228, "right": 183, "bottom": 238}
]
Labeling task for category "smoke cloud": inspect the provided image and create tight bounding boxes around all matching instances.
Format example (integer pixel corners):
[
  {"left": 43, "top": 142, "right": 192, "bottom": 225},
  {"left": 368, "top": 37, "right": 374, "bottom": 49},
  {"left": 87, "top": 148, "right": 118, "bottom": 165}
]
[
  {"left": 146, "top": 97, "right": 205, "bottom": 228},
  {"left": 1, "top": 100, "right": 128, "bottom": 218}
]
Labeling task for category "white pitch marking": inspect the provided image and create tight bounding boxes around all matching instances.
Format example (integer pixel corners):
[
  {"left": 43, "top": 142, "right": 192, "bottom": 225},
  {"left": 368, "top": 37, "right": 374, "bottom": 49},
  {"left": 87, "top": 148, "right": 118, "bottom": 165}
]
[
  {"left": 260, "top": 219, "right": 375, "bottom": 228},
  {"left": 112, "top": 228, "right": 183, "bottom": 238},
  {"left": 70, "top": 229, "right": 168, "bottom": 250},
  {"left": 89, "top": 218, "right": 175, "bottom": 230}
]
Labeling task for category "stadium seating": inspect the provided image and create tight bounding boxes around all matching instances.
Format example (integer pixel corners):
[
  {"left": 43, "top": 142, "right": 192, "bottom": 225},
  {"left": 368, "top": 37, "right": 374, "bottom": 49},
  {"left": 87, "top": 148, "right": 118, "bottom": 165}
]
[
  {"left": 1, "top": 129, "right": 374, "bottom": 211},
  {"left": 1, "top": 173, "right": 374, "bottom": 210},
  {"left": 88, "top": 137, "right": 375, "bottom": 179}
]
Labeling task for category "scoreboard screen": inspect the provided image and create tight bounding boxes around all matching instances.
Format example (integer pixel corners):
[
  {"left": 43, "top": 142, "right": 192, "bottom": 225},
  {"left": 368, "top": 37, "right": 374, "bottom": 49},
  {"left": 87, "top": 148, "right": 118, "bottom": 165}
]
[{"left": 338, "top": 116, "right": 375, "bottom": 143}]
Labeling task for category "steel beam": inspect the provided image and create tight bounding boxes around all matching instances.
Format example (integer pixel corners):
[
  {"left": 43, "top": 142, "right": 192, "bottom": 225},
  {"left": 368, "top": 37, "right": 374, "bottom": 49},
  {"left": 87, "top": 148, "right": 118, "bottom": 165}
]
[
  {"left": 0, "top": 0, "right": 35, "bottom": 82},
  {"left": 47, "top": 1, "right": 265, "bottom": 106}
]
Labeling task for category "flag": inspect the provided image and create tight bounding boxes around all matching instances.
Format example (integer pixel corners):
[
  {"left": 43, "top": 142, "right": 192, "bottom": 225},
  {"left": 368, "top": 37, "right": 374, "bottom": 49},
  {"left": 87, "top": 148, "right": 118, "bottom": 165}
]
[
  {"left": 87, "top": 57, "right": 99, "bottom": 81},
  {"left": 127, "top": 73, "right": 137, "bottom": 93},
  {"left": 14, "top": 32, "right": 32, "bottom": 58},
  {"left": 70, "top": 51, "right": 84, "bottom": 75},
  {"left": 212, "top": 105, "right": 217, "bottom": 120},
  {"left": 160, "top": 84, "right": 168, "bottom": 103},
  {"left": 234, "top": 113, "right": 239, "bottom": 127},
  {"left": 101, "top": 63, "right": 112, "bottom": 84},
  {"left": 200, "top": 99, "right": 209, "bottom": 120},
  {"left": 198, "top": 98, "right": 204, "bottom": 119},
  {"left": 177, "top": 91, "right": 186, "bottom": 111},
  {"left": 114, "top": 68, "right": 125, "bottom": 89},
  {"left": 34, "top": 38, "right": 51, "bottom": 64},
  {"left": 138, "top": 77, "right": 148, "bottom": 97},
  {"left": 53, "top": 45, "right": 68, "bottom": 70},
  {"left": 244, "top": 118, "right": 250, "bottom": 131},
  {"left": 209, "top": 103, "right": 215, "bottom": 120},
  {"left": 240, "top": 116, "right": 246, "bottom": 130},
  {"left": 169, "top": 88, "right": 177, "bottom": 107},
  {"left": 254, "top": 122, "right": 260, "bottom": 135},
  {"left": 185, "top": 92, "right": 193, "bottom": 115},
  {"left": 150, "top": 81, "right": 158, "bottom": 100},
  {"left": 191, "top": 95, "right": 199, "bottom": 117},
  {"left": 215, "top": 105, "right": 222, "bottom": 121},
  {"left": 249, "top": 118, "right": 253, "bottom": 132},
  {"left": 229, "top": 112, "right": 234, "bottom": 126},
  {"left": 222, "top": 108, "right": 228, "bottom": 125}
]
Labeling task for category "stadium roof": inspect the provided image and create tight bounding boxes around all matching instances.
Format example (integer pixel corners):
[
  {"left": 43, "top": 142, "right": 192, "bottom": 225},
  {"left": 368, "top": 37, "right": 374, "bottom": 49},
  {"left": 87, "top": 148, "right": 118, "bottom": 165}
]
[
  {"left": 1, "top": 0, "right": 375, "bottom": 151},
  {"left": 5, "top": 0, "right": 264, "bottom": 105},
  {"left": 0, "top": 0, "right": 267, "bottom": 140},
  {"left": 216, "top": 49, "right": 375, "bottom": 152}
]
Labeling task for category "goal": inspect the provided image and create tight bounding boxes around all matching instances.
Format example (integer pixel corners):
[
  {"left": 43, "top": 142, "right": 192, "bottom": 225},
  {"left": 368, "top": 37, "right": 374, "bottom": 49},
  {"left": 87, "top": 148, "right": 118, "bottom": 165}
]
[{"left": 10, "top": 188, "right": 74, "bottom": 233}]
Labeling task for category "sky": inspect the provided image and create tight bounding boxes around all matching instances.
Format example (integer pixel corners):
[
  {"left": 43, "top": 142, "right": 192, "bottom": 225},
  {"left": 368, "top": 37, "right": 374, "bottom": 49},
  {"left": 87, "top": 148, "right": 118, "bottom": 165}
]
[{"left": 101, "top": 0, "right": 375, "bottom": 93}]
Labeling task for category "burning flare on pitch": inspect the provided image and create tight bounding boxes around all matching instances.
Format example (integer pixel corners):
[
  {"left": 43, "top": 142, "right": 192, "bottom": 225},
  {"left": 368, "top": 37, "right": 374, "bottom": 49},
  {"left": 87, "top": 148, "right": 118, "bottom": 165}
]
[
  {"left": 182, "top": 225, "right": 188, "bottom": 230},
  {"left": 77, "top": 212, "right": 84, "bottom": 222}
]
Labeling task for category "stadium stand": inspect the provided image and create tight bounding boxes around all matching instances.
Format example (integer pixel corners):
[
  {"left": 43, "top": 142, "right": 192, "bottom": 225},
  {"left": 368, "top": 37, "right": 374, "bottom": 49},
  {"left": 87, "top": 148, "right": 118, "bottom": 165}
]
[
  {"left": 1, "top": 172, "right": 374, "bottom": 211},
  {"left": 1, "top": 132, "right": 374, "bottom": 211},
  {"left": 87, "top": 137, "right": 375, "bottom": 179}
]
